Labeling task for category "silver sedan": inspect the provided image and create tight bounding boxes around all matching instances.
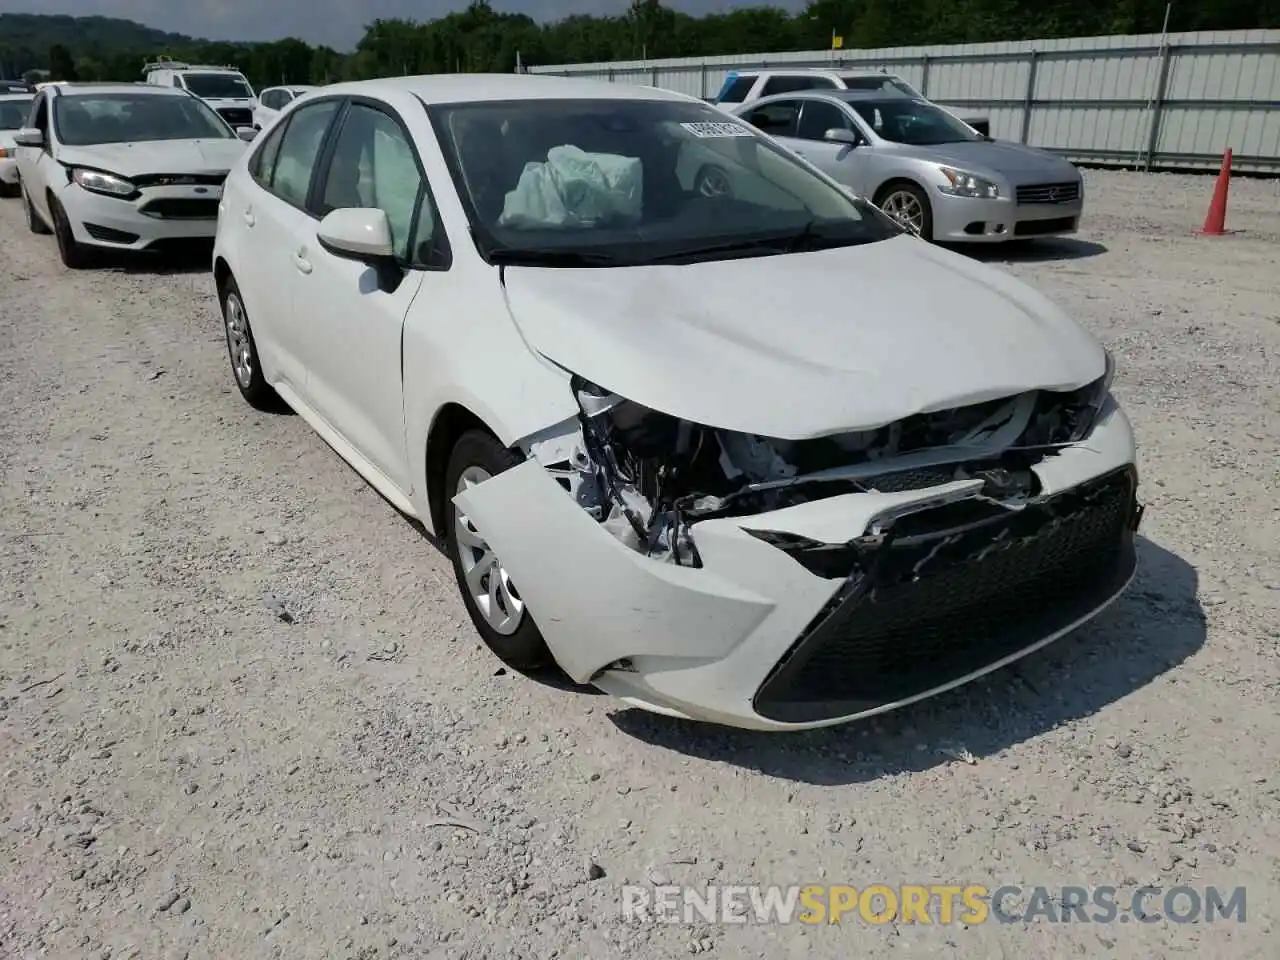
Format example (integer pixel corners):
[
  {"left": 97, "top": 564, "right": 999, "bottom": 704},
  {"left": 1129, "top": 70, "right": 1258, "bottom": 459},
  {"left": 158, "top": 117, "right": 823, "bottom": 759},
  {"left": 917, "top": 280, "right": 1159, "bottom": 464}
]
[{"left": 729, "top": 91, "right": 1084, "bottom": 243}]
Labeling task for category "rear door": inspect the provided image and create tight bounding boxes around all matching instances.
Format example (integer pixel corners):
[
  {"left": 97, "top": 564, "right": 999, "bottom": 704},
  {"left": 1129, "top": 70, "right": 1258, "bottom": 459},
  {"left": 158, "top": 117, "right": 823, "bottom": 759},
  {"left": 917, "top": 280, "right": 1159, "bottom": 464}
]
[
  {"left": 229, "top": 97, "right": 342, "bottom": 394},
  {"left": 787, "top": 98, "right": 870, "bottom": 192}
]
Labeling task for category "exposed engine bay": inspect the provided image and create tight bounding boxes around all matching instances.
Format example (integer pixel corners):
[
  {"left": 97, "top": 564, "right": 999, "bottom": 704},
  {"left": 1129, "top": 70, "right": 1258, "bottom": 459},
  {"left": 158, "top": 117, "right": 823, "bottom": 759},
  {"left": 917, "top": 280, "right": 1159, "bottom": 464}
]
[{"left": 526, "top": 374, "right": 1113, "bottom": 569}]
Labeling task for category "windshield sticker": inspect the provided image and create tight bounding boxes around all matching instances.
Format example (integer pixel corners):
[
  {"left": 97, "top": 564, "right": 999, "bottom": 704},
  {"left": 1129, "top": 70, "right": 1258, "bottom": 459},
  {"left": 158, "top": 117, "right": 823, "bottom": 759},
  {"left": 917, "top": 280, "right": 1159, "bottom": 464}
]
[{"left": 681, "top": 121, "right": 754, "bottom": 138}]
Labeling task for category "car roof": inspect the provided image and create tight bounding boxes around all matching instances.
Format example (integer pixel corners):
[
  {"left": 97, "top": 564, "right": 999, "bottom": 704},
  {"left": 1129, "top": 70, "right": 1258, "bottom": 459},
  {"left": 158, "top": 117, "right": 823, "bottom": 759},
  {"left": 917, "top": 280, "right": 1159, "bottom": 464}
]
[
  {"left": 0, "top": 92, "right": 34, "bottom": 99},
  {"left": 51, "top": 83, "right": 190, "bottom": 98},
  {"left": 739, "top": 68, "right": 901, "bottom": 78},
  {"left": 745, "top": 90, "right": 920, "bottom": 105},
  {"left": 313, "top": 74, "right": 695, "bottom": 106}
]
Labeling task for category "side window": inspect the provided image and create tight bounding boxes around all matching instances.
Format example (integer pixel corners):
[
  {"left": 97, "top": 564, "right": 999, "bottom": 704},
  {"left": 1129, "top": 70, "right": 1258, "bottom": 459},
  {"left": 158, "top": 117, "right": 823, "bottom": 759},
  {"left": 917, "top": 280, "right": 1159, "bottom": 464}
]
[
  {"left": 796, "top": 100, "right": 854, "bottom": 141},
  {"left": 761, "top": 76, "right": 835, "bottom": 97},
  {"left": 172, "top": 76, "right": 183, "bottom": 88},
  {"left": 717, "top": 75, "right": 755, "bottom": 103},
  {"left": 259, "top": 90, "right": 276, "bottom": 109},
  {"left": 29, "top": 93, "right": 46, "bottom": 132},
  {"left": 270, "top": 99, "right": 340, "bottom": 208},
  {"left": 743, "top": 101, "right": 800, "bottom": 138},
  {"left": 248, "top": 116, "right": 289, "bottom": 184},
  {"left": 316, "top": 102, "right": 437, "bottom": 264},
  {"left": 280, "top": 91, "right": 295, "bottom": 105}
]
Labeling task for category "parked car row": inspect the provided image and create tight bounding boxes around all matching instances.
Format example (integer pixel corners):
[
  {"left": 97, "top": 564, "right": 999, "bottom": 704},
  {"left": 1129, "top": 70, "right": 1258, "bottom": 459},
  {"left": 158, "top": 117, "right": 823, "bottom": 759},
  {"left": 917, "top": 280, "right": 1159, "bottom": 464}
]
[{"left": 2, "top": 74, "right": 1138, "bottom": 732}]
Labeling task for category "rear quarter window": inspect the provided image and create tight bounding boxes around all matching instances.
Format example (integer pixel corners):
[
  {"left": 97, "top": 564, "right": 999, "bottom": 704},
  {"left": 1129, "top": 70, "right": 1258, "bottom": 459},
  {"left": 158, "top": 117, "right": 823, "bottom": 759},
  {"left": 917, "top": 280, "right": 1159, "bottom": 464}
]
[{"left": 717, "top": 75, "right": 756, "bottom": 103}]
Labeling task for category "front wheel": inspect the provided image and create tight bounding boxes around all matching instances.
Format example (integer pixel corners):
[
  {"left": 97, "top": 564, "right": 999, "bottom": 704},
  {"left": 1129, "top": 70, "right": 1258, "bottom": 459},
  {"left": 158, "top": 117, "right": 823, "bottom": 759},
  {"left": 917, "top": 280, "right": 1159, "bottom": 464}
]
[
  {"left": 876, "top": 182, "right": 933, "bottom": 240},
  {"left": 445, "top": 430, "right": 551, "bottom": 671},
  {"left": 49, "top": 195, "right": 92, "bottom": 269},
  {"left": 22, "top": 183, "right": 52, "bottom": 235}
]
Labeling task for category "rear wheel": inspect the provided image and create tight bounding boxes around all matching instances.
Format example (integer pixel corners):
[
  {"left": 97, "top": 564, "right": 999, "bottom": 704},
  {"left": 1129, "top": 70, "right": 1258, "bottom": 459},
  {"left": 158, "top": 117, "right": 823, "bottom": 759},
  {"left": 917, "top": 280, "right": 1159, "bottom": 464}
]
[
  {"left": 220, "top": 276, "right": 279, "bottom": 410},
  {"left": 693, "top": 164, "right": 733, "bottom": 199},
  {"left": 444, "top": 430, "right": 551, "bottom": 671},
  {"left": 49, "top": 195, "right": 92, "bottom": 269},
  {"left": 22, "top": 183, "right": 51, "bottom": 235}
]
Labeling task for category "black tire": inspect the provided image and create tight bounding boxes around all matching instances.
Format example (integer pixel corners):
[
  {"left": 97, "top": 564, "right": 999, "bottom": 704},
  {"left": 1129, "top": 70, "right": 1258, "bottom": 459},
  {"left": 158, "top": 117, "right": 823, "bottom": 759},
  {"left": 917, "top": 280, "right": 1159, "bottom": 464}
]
[
  {"left": 875, "top": 181, "right": 934, "bottom": 241},
  {"left": 444, "top": 430, "right": 551, "bottom": 671},
  {"left": 49, "top": 195, "right": 92, "bottom": 268},
  {"left": 0, "top": 181, "right": 19, "bottom": 198},
  {"left": 219, "top": 275, "right": 279, "bottom": 410},
  {"left": 22, "top": 183, "right": 52, "bottom": 235}
]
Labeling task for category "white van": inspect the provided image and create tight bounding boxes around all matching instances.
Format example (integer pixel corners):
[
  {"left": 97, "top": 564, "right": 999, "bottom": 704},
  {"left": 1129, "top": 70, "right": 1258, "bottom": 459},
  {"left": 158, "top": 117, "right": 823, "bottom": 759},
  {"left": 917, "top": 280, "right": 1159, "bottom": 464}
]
[{"left": 143, "top": 60, "right": 258, "bottom": 131}]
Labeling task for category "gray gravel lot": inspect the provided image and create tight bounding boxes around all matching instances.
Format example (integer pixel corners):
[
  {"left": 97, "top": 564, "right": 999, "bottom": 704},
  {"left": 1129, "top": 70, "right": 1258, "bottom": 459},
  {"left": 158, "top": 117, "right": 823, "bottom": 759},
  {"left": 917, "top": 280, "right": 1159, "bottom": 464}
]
[{"left": 1, "top": 168, "right": 1278, "bottom": 959}]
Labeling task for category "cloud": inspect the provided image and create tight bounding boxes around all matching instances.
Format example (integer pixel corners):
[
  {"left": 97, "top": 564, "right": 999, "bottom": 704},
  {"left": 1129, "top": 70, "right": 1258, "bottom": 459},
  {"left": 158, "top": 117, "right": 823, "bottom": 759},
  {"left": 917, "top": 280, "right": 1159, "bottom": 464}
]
[{"left": 0, "top": 0, "right": 805, "bottom": 50}]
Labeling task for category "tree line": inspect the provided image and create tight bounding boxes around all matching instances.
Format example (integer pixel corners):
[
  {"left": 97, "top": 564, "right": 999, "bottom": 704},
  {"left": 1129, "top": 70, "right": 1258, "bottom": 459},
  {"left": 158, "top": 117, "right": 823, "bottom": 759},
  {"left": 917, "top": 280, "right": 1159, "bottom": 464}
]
[{"left": 4, "top": 0, "right": 1277, "bottom": 89}]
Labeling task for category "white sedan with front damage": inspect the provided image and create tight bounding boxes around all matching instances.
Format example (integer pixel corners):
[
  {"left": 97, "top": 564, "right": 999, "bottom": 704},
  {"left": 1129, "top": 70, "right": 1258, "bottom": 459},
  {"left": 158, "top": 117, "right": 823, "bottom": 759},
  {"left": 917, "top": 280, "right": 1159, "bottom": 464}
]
[{"left": 212, "top": 74, "right": 1143, "bottom": 731}]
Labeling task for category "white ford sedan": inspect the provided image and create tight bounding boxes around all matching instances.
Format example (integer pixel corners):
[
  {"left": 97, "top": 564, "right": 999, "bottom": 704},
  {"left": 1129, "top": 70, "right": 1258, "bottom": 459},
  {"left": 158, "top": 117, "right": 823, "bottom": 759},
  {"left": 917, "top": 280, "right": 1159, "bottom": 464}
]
[
  {"left": 13, "top": 83, "right": 249, "bottom": 268},
  {"left": 212, "top": 75, "right": 1142, "bottom": 731}
]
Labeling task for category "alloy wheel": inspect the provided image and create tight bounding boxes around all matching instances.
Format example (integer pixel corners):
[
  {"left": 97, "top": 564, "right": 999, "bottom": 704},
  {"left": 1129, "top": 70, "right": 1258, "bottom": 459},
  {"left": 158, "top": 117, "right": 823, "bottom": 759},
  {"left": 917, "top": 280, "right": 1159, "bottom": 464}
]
[{"left": 454, "top": 466, "right": 525, "bottom": 635}]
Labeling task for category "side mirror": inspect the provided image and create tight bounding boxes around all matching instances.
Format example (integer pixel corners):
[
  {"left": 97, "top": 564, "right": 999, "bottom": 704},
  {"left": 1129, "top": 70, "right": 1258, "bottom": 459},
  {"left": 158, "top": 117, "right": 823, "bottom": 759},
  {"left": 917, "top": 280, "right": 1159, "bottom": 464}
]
[
  {"left": 236, "top": 126, "right": 258, "bottom": 142},
  {"left": 13, "top": 127, "right": 43, "bottom": 148},
  {"left": 318, "top": 207, "right": 396, "bottom": 262},
  {"left": 823, "top": 128, "right": 860, "bottom": 146}
]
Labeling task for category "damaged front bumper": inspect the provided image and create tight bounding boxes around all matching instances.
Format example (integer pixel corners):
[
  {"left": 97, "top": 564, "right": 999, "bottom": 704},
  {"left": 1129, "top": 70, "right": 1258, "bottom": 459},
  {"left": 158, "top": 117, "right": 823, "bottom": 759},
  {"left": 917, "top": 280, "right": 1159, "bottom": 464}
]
[{"left": 453, "top": 400, "right": 1142, "bottom": 731}]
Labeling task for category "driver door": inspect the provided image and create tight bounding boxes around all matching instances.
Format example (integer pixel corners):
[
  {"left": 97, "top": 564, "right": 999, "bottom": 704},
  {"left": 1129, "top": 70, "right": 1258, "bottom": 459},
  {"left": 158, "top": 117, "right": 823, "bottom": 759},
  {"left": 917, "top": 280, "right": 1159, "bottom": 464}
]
[
  {"left": 291, "top": 99, "right": 439, "bottom": 494},
  {"left": 15, "top": 92, "right": 57, "bottom": 222}
]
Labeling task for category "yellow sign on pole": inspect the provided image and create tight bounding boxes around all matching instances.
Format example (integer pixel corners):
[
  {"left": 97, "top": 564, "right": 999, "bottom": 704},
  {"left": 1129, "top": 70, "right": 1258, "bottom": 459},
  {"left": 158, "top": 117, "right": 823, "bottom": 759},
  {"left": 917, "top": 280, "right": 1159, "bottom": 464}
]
[{"left": 832, "top": 34, "right": 844, "bottom": 50}]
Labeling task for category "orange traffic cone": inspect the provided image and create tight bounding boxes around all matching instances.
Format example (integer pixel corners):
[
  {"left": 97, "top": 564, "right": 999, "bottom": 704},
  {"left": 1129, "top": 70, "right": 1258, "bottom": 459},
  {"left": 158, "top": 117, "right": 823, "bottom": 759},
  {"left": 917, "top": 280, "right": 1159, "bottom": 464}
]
[{"left": 1198, "top": 148, "right": 1232, "bottom": 236}]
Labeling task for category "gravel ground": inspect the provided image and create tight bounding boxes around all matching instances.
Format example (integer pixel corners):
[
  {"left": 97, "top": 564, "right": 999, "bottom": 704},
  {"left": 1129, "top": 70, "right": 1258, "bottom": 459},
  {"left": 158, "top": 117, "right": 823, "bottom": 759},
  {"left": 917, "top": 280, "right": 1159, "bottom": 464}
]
[{"left": 1, "top": 169, "right": 1278, "bottom": 960}]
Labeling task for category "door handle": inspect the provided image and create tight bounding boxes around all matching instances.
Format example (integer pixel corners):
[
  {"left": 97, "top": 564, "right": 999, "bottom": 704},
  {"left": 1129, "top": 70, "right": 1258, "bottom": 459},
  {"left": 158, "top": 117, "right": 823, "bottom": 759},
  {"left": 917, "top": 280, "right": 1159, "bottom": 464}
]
[
  {"left": 293, "top": 251, "right": 312, "bottom": 275},
  {"left": 242, "top": 209, "right": 255, "bottom": 227}
]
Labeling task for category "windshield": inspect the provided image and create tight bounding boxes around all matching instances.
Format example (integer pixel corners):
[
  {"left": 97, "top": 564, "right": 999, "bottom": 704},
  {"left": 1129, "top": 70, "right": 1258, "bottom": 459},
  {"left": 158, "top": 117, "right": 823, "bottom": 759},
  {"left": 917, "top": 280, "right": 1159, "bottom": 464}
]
[
  {"left": 53, "top": 93, "right": 234, "bottom": 146},
  {"left": 841, "top": 76, "right": 921, "bottom": 97},
  {"left": 182, "top": 73, "right": 254, "bottom": 99},
  {"left": 430, "top": 98, "right": 900, "bottom": 266},
  {"left": 0, "top": 97, "right": 33, "bottom": 129},
  {"left": 849, "top": 99, "right": 982, "bottom": 146}
]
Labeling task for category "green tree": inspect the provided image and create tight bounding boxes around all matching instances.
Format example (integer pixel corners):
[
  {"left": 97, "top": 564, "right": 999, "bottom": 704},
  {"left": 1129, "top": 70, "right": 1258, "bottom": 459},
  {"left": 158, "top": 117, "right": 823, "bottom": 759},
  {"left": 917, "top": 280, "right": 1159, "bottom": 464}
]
[{"left": 49, "top": 43, "right": 78, "bottom": 80}]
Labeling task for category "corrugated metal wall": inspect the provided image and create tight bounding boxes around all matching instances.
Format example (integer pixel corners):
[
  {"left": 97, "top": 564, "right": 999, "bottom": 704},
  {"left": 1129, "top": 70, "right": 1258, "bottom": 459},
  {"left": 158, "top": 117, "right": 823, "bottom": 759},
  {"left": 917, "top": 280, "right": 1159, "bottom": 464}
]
[{"left": 530, "top": 30, "right": 1280, "bottom": 173}]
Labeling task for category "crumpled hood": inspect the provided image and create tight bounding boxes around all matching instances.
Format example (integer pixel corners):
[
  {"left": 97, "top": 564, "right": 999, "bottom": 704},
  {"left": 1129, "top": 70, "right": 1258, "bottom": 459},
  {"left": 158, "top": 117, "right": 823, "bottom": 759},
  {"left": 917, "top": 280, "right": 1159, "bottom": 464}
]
[
  {"left": 886, "top": 139, "right": 1080, "bottom": 182},
  {"left": 58, "top": 139, "right": 246, "bottom": 178},
  {"left": 501, "top": 235, "right": 1106, "bottom": 440}
]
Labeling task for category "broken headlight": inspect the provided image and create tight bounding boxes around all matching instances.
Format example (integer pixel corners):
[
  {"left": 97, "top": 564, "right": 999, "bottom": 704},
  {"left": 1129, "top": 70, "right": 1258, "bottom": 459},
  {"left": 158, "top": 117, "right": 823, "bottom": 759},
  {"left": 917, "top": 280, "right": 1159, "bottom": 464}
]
[
  {"left": 1020, "top": 348, "right": 1116, "bottom": 448},
  {"left": 1069, "top": 348, "right": 1116, "bottom": 442}
]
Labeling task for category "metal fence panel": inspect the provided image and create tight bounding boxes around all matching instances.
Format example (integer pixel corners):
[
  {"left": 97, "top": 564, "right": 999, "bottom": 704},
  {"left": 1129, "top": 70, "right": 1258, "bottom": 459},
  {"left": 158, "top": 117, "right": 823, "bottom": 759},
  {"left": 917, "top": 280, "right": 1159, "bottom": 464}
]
[{"left": 531, "top": 29, "right": 1280, "bottom": 173}]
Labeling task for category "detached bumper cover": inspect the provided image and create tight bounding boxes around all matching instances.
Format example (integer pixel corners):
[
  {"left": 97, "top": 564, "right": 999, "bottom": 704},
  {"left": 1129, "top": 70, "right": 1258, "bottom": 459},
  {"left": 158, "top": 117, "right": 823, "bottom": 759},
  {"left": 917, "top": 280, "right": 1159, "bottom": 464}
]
[
  {"left": 753, "top": 465, "right": 1140, "bottom": 723},
  {"left": 455, "top": 402, "right": 1139, "bottom": 731}
]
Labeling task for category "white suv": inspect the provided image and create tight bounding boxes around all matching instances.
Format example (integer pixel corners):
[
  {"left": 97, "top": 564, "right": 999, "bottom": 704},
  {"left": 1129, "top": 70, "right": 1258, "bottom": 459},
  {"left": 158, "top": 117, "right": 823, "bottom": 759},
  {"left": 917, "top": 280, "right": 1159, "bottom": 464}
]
[
  {"left": 144, "top": 60, "right": 258, "bottom": 132},
  {"left": 713, "top": 68, "right": 990, "bottom": 137}
]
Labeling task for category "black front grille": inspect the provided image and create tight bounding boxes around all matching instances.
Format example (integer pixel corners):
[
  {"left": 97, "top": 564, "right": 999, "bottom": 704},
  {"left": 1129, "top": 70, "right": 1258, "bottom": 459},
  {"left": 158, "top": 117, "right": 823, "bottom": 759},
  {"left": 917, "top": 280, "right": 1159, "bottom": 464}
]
[
  {"left": 1016, "top": 182, "right": 1080, "bottom": 205},
  {"left": 753, "top": 467, "right": 1140, "bottom": 723},
  {"left": 1014, "top": 216, "right": 1077, "bottom": 236},
  {"left": 216, "top": 107, "right": 253, "bottom": 126},
  {"left": 139, "top": 198, "right": 220, "bottom": 220}
]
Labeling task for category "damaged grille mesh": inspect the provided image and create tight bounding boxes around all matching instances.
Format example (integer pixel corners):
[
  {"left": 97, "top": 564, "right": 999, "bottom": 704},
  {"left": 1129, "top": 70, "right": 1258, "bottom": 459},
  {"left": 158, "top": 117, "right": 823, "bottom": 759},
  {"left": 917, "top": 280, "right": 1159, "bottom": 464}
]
[{"left": 753, "top": 468, "right": 1138, "bottom": 723}]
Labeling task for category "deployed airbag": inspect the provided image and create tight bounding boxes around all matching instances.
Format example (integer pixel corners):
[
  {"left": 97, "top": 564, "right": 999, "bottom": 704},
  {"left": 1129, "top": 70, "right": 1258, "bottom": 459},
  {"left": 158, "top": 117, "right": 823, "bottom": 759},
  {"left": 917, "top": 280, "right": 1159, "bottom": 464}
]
[{"left": 500, "top": 145, "right": 643, "bottom": 227}]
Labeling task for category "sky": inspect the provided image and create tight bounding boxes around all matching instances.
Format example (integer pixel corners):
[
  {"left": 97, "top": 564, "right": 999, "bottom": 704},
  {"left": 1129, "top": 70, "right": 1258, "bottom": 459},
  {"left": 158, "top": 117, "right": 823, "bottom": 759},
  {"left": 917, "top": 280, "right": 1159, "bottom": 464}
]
[{"left": 0, "top": 0, "right": 808, "bottom": 51}]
